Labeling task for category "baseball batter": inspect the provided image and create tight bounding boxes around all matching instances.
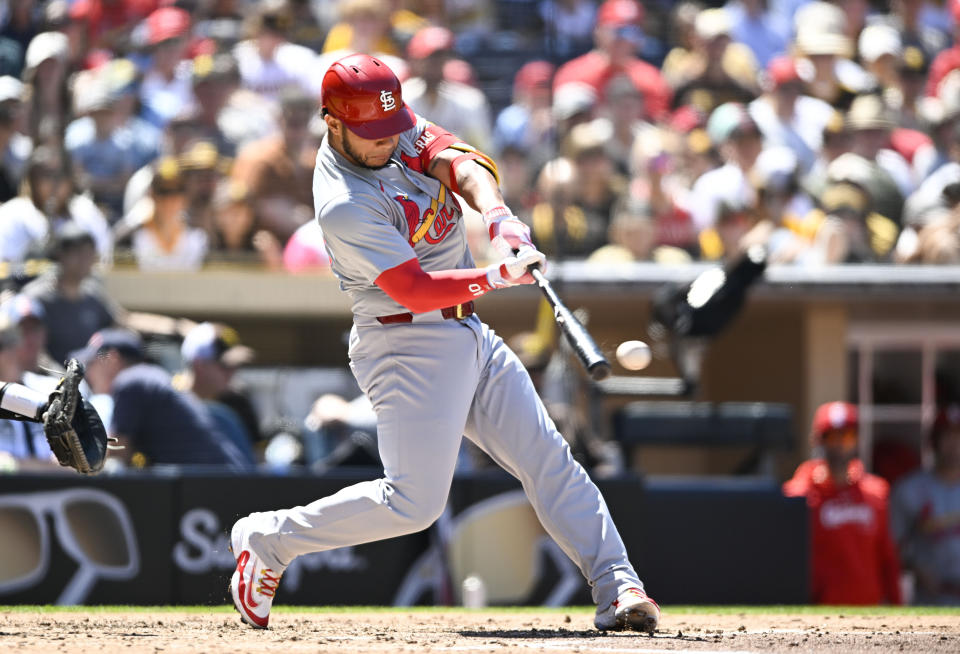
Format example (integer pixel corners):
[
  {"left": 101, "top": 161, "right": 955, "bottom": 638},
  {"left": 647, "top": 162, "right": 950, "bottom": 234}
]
[{"left": 229, "top": 54, "right": 659, "bottom": 633}]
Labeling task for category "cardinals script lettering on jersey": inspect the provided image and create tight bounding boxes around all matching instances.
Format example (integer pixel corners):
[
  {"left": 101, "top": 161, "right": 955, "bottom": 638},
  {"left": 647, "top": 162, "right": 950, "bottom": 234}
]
[
  {"left": 820, "top": 499, "right": 874, "bottom": 528},
  {"left": 394, "top": 195, "right": 457, "bottom": 245}
]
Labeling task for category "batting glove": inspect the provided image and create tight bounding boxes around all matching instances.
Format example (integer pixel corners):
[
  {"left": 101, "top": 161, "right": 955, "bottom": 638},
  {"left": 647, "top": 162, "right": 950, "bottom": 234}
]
[
  {"left": 486, "top": 245, "right": 547, "bottom": 288},
  {"left": 483, "top": 205, "right": 534, "bottom": 258}
]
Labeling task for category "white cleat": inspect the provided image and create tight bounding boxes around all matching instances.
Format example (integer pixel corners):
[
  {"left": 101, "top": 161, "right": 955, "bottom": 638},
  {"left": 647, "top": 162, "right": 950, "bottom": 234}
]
[
  {"left": 594, "top": 587, "right": 660, "bottom": 634},
  {"left": 229, "top": 516, "right": 281, "bottom": 629}
]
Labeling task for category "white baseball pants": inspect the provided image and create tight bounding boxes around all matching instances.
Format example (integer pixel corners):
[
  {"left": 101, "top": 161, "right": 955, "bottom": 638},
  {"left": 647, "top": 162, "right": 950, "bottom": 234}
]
[{"left": 246, "top": 313, "right": 643, "bottom": 607}]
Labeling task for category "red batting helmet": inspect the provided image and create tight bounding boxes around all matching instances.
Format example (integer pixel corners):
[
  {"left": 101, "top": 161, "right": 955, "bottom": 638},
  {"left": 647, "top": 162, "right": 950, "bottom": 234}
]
[
  {"left": 812, "top": 401, "right": 858, "bottom": 438},
  {"left": 321, "top": 54, "right": 415, "bottom": 140}
]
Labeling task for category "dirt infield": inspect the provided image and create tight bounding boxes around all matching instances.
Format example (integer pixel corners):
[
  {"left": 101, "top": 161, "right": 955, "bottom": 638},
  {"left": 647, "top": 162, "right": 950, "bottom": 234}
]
[{"left": 1, "top": 608, "right": 958, "bottom": 654}]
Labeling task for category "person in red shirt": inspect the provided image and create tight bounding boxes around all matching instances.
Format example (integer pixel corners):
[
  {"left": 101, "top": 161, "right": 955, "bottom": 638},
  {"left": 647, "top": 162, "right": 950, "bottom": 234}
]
[
  {"left": 783, "top": 401, "right": 903, "bottom": 605},
  {"left": 552, "top": 0, "right": 671, "bottom": 122},
  {"left": 926, "top": 0, "right": 960, "bottom": 97}
]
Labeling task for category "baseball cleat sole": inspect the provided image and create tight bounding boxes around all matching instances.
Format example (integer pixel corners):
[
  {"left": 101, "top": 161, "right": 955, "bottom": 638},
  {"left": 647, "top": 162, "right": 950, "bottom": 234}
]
[
  {"left": 230, "top": 577, "right": 268, "bottom": 629},
  {"left": 619, "top": 606, "right": 658, "bottom": 634}
]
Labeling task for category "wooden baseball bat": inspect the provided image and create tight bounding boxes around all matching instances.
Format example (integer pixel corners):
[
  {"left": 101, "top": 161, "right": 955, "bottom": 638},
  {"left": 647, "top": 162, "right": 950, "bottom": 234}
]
[{"left": 530, "top": 267, "right": 611, "bottom": 381}]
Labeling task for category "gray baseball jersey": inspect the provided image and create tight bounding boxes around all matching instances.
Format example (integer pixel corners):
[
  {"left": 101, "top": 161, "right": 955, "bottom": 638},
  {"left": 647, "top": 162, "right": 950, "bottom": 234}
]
[
  {"left": 890, "top": 470, "right": 960, "bottom": 603},
  {"left": 314, "top": 114, "right": 473, "bottom": 318},
  {"left": 241, "top": 110, "right": 645, "bottom": 609}
]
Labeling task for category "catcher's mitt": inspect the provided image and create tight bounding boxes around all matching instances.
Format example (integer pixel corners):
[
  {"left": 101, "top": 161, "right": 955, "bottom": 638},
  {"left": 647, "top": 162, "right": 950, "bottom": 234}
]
[{"left": 42, "top": 359, "right": 109, "bottom": 475}]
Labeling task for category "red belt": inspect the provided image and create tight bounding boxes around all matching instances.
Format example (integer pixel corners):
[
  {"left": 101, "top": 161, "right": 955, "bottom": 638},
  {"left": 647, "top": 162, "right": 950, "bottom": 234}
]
[{"left": 377, "top": 301, "right": 475, "bottom": 324}]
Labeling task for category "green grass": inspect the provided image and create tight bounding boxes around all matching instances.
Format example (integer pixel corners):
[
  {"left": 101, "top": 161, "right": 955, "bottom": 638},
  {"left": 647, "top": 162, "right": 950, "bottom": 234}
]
[{"left": 1, "top": 605, "right": 959, "bottom": 616}]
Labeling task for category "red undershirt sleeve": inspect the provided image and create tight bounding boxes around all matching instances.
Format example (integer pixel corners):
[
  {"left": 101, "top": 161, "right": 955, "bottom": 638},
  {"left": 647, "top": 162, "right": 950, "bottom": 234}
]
[{"left": 375, "top": 258, "right": 493, "bottom": 313}]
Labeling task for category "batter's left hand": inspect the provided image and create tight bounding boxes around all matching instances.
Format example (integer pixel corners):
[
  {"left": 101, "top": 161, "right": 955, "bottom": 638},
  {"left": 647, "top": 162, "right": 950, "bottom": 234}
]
[{"left": 486, "top": 245, "right": 546, "bottom": 287}]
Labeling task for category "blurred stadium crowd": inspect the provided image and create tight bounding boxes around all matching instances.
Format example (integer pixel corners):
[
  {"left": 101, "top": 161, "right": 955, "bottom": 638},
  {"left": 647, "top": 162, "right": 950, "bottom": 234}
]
[{"left": 0, "top": 0, "right": 956, "bottom": 271}]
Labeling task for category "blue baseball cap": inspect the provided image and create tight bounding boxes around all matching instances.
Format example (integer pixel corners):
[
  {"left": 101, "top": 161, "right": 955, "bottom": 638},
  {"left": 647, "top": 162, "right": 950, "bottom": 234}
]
[
  {"left": 181, "top": 322, "right": 254, "bottom": 367},
  {"left": 0, "top": 294, "right": 44, "bottom": 324},
  {"left": 69, "top": 328, "right": 143, "bottom": 365}
]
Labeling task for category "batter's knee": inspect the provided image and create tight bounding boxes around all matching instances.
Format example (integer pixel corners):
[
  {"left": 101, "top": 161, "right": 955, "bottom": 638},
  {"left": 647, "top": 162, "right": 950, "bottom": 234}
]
[{"left": 385, "top": 482, "right": 448, "bottom": 534}]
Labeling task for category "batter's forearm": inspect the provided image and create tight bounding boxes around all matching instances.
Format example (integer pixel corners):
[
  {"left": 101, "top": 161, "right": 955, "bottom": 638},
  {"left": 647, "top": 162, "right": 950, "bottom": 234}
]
[
  {"left": 452, "top": 159, "right": 505, "bottom": 215},
  {"left": 376, "top": 259, "right": 493, "bottom": 313}
]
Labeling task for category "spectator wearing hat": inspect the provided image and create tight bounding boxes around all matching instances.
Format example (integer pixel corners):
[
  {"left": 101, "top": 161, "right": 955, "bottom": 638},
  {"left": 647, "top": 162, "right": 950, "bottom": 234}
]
[
  {"left": 107, "top": 58, "right": 162, "bottom": 164},
  {"left": 222, "top": 86, "right": 318, "bottom": 256},
  {"left": 551, "top": 81, "right": 598, "bottom": 143},
  {"left": 892, "top": 46, "right": 933, "bottom": 134},
  {"left": 531, "top": 120, "right": 623, "bottom": 259},
  {"left": 493, "top": 60, "right": 555, "bottom": 163},
  {"left": 233, "top": 0, "right": 318, "bottom": 102},
  {"left": 66, "top": 65, "right": 157, "bottom": 220},
  {"left": 783, "top": 401, "right": 902, "bottom": 606},
  {"left": 139, "top": 7, "right": 195, "bottom": 128},
  {"left": 553, "top": 0, "right": 671, "bottom": 122},
  {"left": 660, "top": 1, "right": 702, "bottom": 88},
  {"left": 21, "top": 222, "right": 119, "bottom": 365},
  {"left": 847, "top": 94, "right": 915, "bottom": 199},
  {"left": 748, "top": 56, "right": 835, "bottom": 174},
  {"left": 598, "top": 74, "right": 649, "bottom": 175},
  {"left": 859, "top": 24, "right": 903, "bottom": 96},
  {"left": 624, "top": 110, "right": 703, "bottom": 256},
  {"left": 178, "top": 321, "right": 262, "bottom": 460},
  {"left": 801, "top": 176, "right": 898, "bottom": 265},
  {"left": 688, "top": 103, "right": 762, "bottom": 238},
  {"left": 792, "top": 2, "right": 870, "bottom": 111},
  {"left": 0, "top": 311, "right": 60, "bottom": 470},
  {"left": 801, "top": 109, "right": 853, "bottom": 198},
  {"left": 891, "top": 405, "right": 960, "bottom": 605},
  {"left": 670, "top": 8, "right": 759, "bottom": 116},
  {"left": 22, "top": 31, "right": 70, "bottom": 145},
  {"left": 814, "top": 150, "right": 903, "bottom": 234},
  {"left": 737, "top": 146, "right": 815, "bottom": 264},
  {"left": 653, "top": 105, "right": 717, "bottom": 189},
  {"left": 0, "top": 293, "right": 62, "bottom": 385},
  {"left": 132, "top": 156, "right": 208, "bottom": 271},
  {"left": 0, "top": 146, "right": 111, "bottom": 264},
  {"left": 871, "top": 0, "right": 949, "bottom": 68},
  {"left": 321, "top": 0, "right": 400, "bottom": 57},
  {"left": 75, "top": 327, "right": 250, "bottom": 469},
  {"left": 0, "top": 75, "right": 31, "bottom": 202},
  {"left": 188, "top": 54, "right": 243, "bottom": 159},
  {"left": 402, "top": 26, "right": 492, "bottom": 154},
  {"left": 199, "top": 53, "right": 278, "bottom": 155},
  {"left": 177, "top": 140, "right": 231, "bottom": 253}
]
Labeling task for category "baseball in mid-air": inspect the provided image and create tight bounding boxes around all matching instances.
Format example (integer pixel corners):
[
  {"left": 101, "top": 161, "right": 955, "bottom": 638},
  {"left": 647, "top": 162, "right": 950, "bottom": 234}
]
[{"left": 616, "top": 340, "right": 652, "bottom": 370}]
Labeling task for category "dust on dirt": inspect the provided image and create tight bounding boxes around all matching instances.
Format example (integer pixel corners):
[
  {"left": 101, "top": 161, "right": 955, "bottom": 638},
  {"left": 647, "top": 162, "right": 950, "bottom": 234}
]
[{"left": 1, "top": 609, "right": 957, "bottom": 654}]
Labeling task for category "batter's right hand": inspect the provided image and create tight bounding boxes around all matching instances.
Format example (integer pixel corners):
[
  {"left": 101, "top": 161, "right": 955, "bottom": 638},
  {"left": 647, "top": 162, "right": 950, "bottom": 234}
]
[{"left": 486, "top": 245, "right": 546, "bottom": 288}]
